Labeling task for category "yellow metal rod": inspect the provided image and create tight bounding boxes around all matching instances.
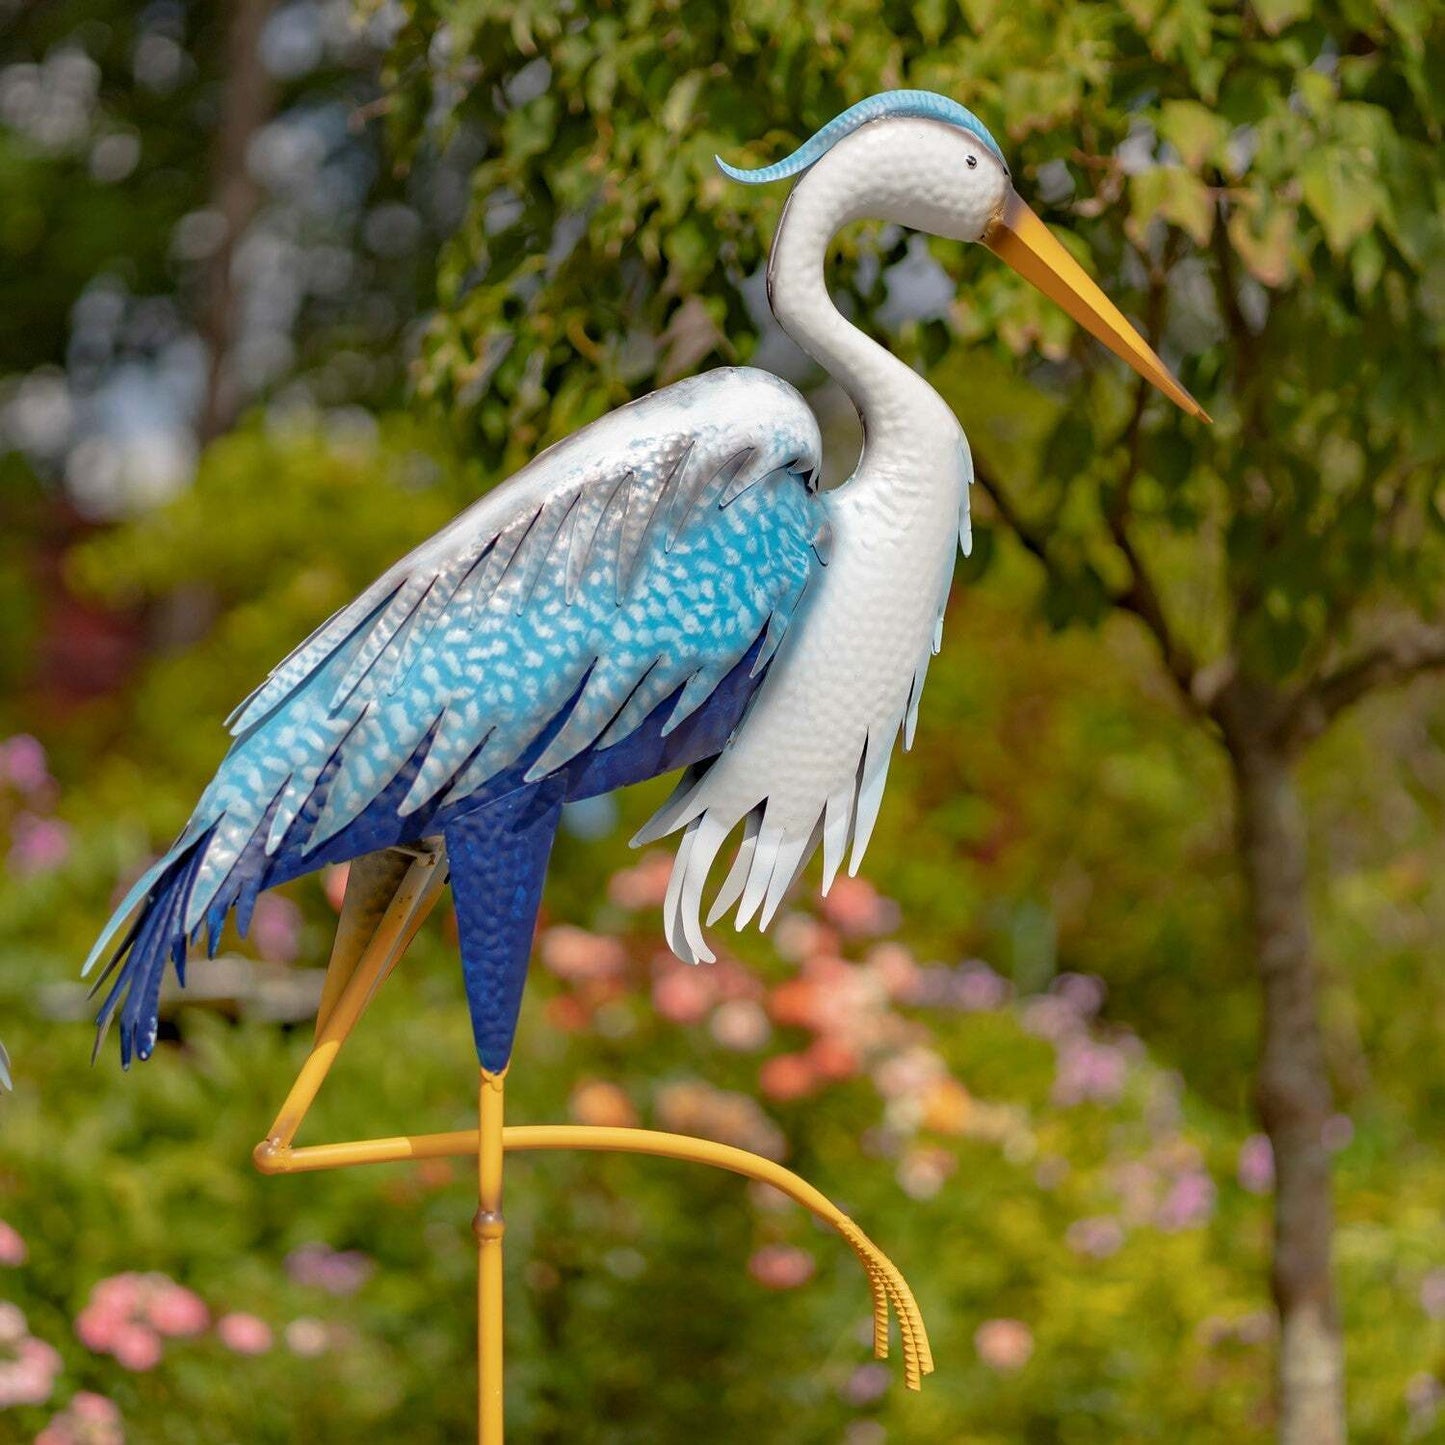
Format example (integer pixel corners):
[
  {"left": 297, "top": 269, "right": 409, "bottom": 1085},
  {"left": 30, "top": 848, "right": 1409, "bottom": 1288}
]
[
  {"left": 258, "top": 850, "right": 444, "bottom": 1155},
  {"left": 253, "top": 1118, "right": 934, "bottom": 1388},
  {"left": 253, "top": 1128, "right": 477, "bottom": 1174},
  {"left": 477, "top": 1070, "right": 506, "bottom": 1445}
]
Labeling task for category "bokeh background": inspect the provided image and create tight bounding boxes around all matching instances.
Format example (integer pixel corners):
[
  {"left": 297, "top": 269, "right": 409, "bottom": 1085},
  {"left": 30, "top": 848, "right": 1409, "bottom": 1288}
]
[{"left": 2, "top": 1, "right": 1444, "bottom": 1441}]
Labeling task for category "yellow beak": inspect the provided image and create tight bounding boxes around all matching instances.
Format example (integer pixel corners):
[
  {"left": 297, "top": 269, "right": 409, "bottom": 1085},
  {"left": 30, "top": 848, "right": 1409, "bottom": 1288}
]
[{"left": 984, "top": 189, "right": 1210, "bottom": 423}]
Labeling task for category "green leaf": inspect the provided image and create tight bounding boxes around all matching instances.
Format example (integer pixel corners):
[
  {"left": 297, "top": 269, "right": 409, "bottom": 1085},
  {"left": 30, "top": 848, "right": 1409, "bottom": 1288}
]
[
  {"left": 1300, "top": 147, "right": 1381, "bottom": 255},
  {"left": 1251, "top": 0, "right": 1310, "bottom": 34},
  {"left": 660, "top": 71, "right": 704, "bottom": 136},
  {"left": 1227, "top": 197, "right": 1297, "bottom": 287},
  {"left": 1158, "top": 100, "right": 1228, "bottom": 170},
  {"left": 1129, "top": 167, "right": 1215, "bottom": 247}
]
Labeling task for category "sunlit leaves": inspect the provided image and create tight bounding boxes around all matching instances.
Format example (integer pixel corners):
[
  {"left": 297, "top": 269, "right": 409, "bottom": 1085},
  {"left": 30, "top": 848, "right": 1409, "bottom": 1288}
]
[
  {"left": 1300, "top": 148, "right": 1382, "bottom": 257},
  {"left": 1250, "top": 0, "right": 1312, "bottom": 36},
  {"left": 1128, "top": 167, "right": 1215, "bottom": 249},
  {"left": 1157, "top": 100, "right": 1230, "bottom": 172},
  {"left": 1226, "top": 194, "right": 1297, "bottom": 289}
]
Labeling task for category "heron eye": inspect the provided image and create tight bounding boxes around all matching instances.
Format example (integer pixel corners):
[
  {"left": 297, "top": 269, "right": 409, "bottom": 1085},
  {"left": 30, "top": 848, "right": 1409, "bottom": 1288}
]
[{"left": 966, "top": 155, "right": 978, "bottom": 169}]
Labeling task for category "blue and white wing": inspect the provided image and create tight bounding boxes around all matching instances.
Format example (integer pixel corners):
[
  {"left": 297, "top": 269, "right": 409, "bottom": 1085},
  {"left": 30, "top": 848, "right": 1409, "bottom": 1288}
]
[
  {"left": 84, "top": 368, "right": 824, "bottom": 1060},
  {"left": 196, "top": 367, "right": 824, "bottom": 928}
]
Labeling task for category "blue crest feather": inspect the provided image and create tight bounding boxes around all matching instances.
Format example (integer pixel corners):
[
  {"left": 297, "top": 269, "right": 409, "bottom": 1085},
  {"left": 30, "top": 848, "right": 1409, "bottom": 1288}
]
[{"left": 716, "top": 89, "right": 1006, "bottom": 186}]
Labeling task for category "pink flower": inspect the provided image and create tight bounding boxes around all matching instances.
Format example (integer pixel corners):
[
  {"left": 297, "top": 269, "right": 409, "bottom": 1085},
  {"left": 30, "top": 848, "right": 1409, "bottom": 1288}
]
[
  {"left": 75, "top": 1304, "right": 125, "bottom": 1353},
  {"left": 37, "top": 1391, "right": 124, "bottom": 1445},
  {"left": 78, "top": 1272, "right": 211, "bottom": 1367},
  {"left": 71, "top": 1391, "right": 122, "bottom": 1424},
  {"left": 865, "top": 942, "right": 918, "bottom": 1000},
  {"left": 653, "top": 1081, "right": 785, "bottom": 1159},
  {"left": 9, "top": 814, "right": 71, "bottom": 876},
  {"left": 1237, "top": 1134, "right": 1274, "bottom": 1194},
  {"left": 872, "top": 1046, "right": 947, "bottom": 1101},
  {"left": 0, "top": 1218, "right": 28, "bottom": 1266},
  {"left": 539, "top": 926, "right": 627, "bottom": 981},
  {"left": 1420, "top": 1270, "right": 1445, "bottom": 1320},
  {"left": 651, "top": 964, "right": 714, "bottom": 1024},
  {"left": 217, "top": 1312, "right": 272, "bottom": 1354},
  {"left": 1020, "top": 994, "right": 1078, "bottom": 1043},
  {"left": 249, "top": 894, "right": 302, "bottom": 965},
  {"left": 1407, "top": 1373, "right": 1443, "bottom": 1422},
  {"left": 1156, "top": 1170, "right": 1217, "bottom": 1231},
  {"left": 1052, "top": 1040, "right": 1128, "bottom": 1106},
  {"left": 110, "top": 1322, "right": 162, "bottom": 1372},
  {"left": 842, "top": 1361, "right": 891, "bottom": 1405},
  {"left": 1065, "top": 1216, "right": 1125, "bottom": 1259},
  {"left": 758, "top": 1053, "right": 818, "bottom": 1103},
  {"left": 0, "top": 1335, "right": 63, "bottom": 1408},
  {"left": 821, "top": 876, "right": 898, "bottom": 937},
  {"left": 709, "top": 1000, "right": 771, "bottom": 1052},
  {"left": 771, "top": 913, "right": 833, "bottom": 962},
  {"left": 285, "top": 1243, "right": 373, "bottom": 1297},
  {"left": 90, "top": 1274, "right": 143, "bottom": 1316},
  {"left": 974, "top": 1317, "right": 1033, "bottom": 1372},
  {"left": 0, "top": 734, "right": 51, "bottom": 793},
  {"left": 897, "top": 1147, "right": 954, "bottom": 1201},
  {"left": 747, "top": 1244, "right": 815, "bottom": 1290},
  {"left": 606, "top": 851, "right": 672, "bottom": 910},
  {"left": 0, "top": 1302, "right": 26, "bottom": 1346},
  {"left": 805, "top": 1035, "right": 860, "bottom": 1082},
  {"left": 952, "top": 962, "right": 1010, "bottom": 1011},
  {"left": 1052, "top": 972, "right": 1106, "bottom": 1019},
  {"left": 146, "top": 1282, "right": 209, "bottom": 1337}
]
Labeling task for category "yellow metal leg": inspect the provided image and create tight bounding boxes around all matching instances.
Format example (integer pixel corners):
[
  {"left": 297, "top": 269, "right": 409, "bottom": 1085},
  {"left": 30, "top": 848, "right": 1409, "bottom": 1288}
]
[
  {"left": 477, "top": 1070, "right": 506, "bottom": 1445},
  {"left": 253, "top": 846, "right": 934, "bottom": 1445},
  {"left": 253, "top": 844, "right": 446, "bottom": 1170}
]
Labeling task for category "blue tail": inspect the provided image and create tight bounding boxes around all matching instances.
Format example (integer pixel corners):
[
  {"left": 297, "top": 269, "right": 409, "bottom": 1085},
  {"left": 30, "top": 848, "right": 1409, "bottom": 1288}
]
[
  {"left": 87, "top": 832, "right": 215, "bottom": 1067},
  {"left": 443, "top": 781, "right": 566, "bottom": 1073}
]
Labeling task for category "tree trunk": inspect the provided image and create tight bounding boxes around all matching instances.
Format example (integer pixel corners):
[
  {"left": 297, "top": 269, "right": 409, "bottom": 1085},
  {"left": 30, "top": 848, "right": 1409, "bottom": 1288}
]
[
  {"left": 1230, "top": 735, "right": 1345, "bottom": 1444},
  {"left": 199, "top": 0, "right": 277, "bottom": 443}
]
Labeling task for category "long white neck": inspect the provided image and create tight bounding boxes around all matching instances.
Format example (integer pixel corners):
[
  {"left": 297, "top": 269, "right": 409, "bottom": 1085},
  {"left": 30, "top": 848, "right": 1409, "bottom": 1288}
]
[{"left": 765, "top": 155, "right": 958, "bottom": 484}]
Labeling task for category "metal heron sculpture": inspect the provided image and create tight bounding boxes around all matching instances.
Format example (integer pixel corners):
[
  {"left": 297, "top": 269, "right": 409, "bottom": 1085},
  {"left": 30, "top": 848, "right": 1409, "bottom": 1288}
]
[{"left": 84, "top": 90, "right": 1205, "bottom": 1438}]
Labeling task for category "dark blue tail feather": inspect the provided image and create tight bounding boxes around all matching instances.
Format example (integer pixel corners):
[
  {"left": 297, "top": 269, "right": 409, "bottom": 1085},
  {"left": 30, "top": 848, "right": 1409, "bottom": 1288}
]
[{"left": 93, "top": 831, "right": 213, "bottom": 1067}]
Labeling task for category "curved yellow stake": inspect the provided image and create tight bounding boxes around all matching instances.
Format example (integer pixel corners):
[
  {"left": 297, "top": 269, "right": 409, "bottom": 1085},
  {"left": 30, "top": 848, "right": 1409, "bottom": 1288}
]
[
  {"left": 500, "top": 1125, "right": 933, "bottom": 1388},
  {"left": 253, "top": 842, "right": 935, "bottom": 1445}
]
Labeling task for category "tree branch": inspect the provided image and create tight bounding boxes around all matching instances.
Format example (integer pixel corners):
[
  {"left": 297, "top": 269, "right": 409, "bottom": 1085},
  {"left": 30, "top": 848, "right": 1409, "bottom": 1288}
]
[
  {"left": 1291, "top": 621, "right": 1445, "bottom": 745},
  {"left": 970, "top": 463, "right": 1054, "bottom": 573},
  {"left": 1101, "top": 236, "right": 1203, "bottom": 710},
  {"left": 974, "top": 453, "right": 1210, "bottom": 717},
  {"left": 200, "top": 0, "right": 278, "bottom": 443}
]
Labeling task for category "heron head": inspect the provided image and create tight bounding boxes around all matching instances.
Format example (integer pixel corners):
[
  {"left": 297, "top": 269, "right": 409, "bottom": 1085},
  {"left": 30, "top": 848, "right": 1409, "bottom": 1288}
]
[{"left": 720, "top": 90, "right": 1207, "bottom": 422}]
